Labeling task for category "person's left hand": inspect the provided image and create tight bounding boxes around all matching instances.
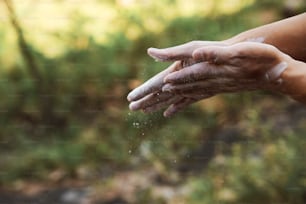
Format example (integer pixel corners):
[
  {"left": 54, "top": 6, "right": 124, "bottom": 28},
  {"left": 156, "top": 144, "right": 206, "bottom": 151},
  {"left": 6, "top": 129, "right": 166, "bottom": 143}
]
[
  {"left": 171, "top": 42, "right": 289, "bottom": 116},
  {"left": 162, "top": 42, "right": 288, "bottom": 94}
]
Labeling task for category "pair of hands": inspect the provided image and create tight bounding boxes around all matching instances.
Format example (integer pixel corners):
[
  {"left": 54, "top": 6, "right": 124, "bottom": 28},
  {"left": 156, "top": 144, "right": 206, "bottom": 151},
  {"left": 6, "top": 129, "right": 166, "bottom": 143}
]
[{"left": 127, "top": 40, "right": 289, "bottom": 117}]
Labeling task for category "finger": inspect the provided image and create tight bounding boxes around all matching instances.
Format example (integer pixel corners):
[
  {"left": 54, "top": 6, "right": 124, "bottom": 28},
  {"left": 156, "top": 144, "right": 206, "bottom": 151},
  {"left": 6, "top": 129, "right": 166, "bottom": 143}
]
[
  {"left": 163, "top": 79, "right": 260, "bottom": 95},
  {"left": 127, "top": 61, "right": 181, "bottom": 102},
  {"left": 148, "top": 41, "right": 227, "bottom": 62},
  {"left": 227, "top": 43, "right": 287, "bottom": 80},
  {"left": 163, "top": 78, "right": 231, "bottom": 93},
  {"left": 245, "top": 37, "right": 265, "bottom": 43},
  {"left": 192, "top": 45, "right": 233, "bottom": 65},
  {"left": 266, "top": 61, "right": 288, "bottom": 81},
  {"left": 142, "top": 95, "right": 183, "bottom": 114},
  {"left": 164, "top": 62, "right": 229, "bottom": 84},
  {"left": 129, "top": 91, "right": 173, "bottom": 111},
  {"left": 163, "top": 78, "right": 257, "bottom": 92},
  {"left": 193, "top": 42, "right": 280, "bottom": 66},
  {"left": 228, "top": 42, "right": 280, "bottom": 61},
  {"left": 181, "top": 93, "right": 214, "bottom": 101},
  {"left": 163, "top": 98, "right": 197, "bottom": 117},
  {"left": 165, "top": 94, "right": 215, "bottom": 118}
]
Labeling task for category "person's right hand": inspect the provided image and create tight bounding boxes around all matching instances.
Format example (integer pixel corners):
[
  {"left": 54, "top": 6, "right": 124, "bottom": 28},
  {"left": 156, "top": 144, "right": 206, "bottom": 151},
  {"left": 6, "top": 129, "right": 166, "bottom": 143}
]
[{"left": 162, "top": 42, "right": 289, "bottom": 98}]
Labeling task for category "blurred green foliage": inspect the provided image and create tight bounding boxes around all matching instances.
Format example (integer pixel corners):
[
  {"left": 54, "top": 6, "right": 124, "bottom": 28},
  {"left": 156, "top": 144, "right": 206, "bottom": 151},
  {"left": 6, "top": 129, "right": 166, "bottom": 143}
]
[{"left": 0, "top": 0, "right": 305, "bottom": 203}]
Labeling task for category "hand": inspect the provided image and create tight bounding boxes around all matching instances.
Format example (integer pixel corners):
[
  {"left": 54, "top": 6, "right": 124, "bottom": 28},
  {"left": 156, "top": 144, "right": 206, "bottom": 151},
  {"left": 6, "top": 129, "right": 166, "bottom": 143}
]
[
  {"left": 162, "top": 42, "right": 288, "bottom": 97},
  {"left": 127, "top": 41, "right": 228, "bottom": 117},
  {"left": 158, "top": 42, "right": 289, "bottom": 116},
  {"left": 130, "top": 42, "right": 288, "bottom": 116}
]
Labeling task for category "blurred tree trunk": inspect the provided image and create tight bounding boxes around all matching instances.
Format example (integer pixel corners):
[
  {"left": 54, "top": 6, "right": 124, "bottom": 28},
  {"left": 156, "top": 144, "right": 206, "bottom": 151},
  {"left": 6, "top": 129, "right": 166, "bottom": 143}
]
[
  {"left": 3, "top": 0, "right": 43, "bottom": 84},
  {"left": 3, "top": 0, "right": 58, "bottom": 128}
]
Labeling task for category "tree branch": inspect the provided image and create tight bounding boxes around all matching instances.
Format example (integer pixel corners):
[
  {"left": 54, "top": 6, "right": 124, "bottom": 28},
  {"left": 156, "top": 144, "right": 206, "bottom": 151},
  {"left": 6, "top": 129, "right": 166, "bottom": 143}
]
[{"left": 3, "top": 0, "right": 43, "bottom": 83}]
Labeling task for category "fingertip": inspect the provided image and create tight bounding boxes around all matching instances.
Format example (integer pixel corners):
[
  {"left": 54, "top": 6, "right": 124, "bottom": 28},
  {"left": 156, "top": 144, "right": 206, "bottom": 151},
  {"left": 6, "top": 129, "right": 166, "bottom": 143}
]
[
  {"left": 147, "top": 47, "right": 157, "bottom": 55},
  {"left": 127, "top": 90, "right": 138, "bottom": 102},
  {"left": 193, "top": 47, "right": 216, "bottom": 61},
  {"left": 163, "top": 110, "right": 172, "bottom": 118},
  {"left": 127, "top": 93, "right": 133, "bottom": 102},
  {"left": 163, "top": 76, "right": 170, "bottom": 83},
  {"left": 147, "top": 47, "right": 168, "bottom": 62},
  {"left": 127, "top": 86, "right": 147, "bottom": 102},
  {"left": 194, "top": 46, "right": 228, "bottom": 64},
  {"left": 163, "top": 74, "right": 175, "bottom": 83},
  {"left": 163, "top": 104, "right": 177, "bottom": 117},
  {"left": 162, "top": 84, "right": 173, "bottom": 92},
  {"left": 192, "top": 49, "right": 204, "bottom": 61},
  {"left": 147, "top": 47, "right": 158, "bottom": 52},
  {"left": 164, "top": 68, "right": 191, "bottom": 84},
  {"left": 129, "top": 102, "right": 139, "bottom": 111}
]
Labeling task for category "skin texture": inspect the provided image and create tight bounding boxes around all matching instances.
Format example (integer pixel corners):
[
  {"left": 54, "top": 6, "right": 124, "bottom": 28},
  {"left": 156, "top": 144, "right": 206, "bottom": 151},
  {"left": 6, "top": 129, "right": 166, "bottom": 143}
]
[
  {"left": 127, "top": 13, "right": 306, "bottom": 117},
  {"left": 229, "top": 12, "right": 306, "bottom": 62}
]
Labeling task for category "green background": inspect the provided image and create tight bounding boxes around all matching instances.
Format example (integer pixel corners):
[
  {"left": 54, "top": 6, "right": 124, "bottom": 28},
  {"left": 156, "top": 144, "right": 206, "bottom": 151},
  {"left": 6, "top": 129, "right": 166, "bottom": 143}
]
[{"left": 0, "top": 0, "right": 305, "bottom": 203}]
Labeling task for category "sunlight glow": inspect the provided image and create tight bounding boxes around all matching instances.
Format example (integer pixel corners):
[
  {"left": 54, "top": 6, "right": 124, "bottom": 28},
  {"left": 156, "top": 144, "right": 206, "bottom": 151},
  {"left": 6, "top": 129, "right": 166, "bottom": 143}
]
[{"left": 5, "top": 0, "right": 255, "bottom": 58}]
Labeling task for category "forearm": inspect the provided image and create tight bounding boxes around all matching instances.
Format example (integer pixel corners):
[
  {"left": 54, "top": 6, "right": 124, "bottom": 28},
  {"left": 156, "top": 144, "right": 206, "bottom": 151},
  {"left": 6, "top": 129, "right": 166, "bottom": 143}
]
[{"left": 228, "top": 12, "right": 306, "bottom": 62}]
